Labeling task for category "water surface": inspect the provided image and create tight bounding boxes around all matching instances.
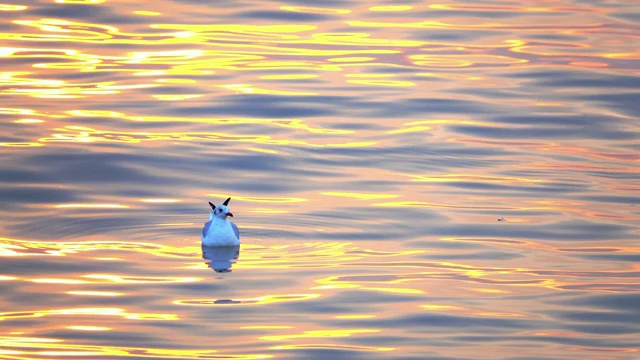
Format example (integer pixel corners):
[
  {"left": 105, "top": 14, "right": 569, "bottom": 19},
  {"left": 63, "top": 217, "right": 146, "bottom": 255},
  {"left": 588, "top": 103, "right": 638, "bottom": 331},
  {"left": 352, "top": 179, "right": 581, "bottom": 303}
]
[{"left": 1, "top": 0, "right": 639, "bottom": 359}]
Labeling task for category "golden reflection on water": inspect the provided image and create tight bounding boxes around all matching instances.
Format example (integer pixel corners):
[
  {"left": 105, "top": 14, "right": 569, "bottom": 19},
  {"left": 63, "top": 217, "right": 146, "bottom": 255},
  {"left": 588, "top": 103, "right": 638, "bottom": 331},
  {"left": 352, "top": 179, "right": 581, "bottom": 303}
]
[
  {"left": 0, "top": 307, "right": 178, "bottom": 321},
  {"left": 0, "top": 336, "right": 272, "bottom": 359},
  {"left": 66, "top": 325, "right": 110, "bottom": 332},
  {"left": 1, "top": 0, "right": 640, "bottom": 358},
  {"left": 66, "top": 290, "right": 124, "bottom": 296},
  {"left": 2, "top": 235, "right": 640, "bottom": 357}
]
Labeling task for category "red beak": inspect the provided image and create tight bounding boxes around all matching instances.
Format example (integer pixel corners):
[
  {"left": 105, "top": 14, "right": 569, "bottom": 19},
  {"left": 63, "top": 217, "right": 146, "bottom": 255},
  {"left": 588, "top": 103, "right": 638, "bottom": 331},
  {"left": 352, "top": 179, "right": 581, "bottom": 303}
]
[{"left": 226, "top": 212, "right": 233, "bottom": 217}]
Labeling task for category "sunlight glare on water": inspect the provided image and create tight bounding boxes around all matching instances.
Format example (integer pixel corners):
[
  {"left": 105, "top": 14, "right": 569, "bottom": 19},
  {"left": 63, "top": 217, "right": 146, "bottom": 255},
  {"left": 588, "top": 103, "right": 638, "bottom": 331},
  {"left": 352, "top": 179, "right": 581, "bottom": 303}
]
[{"left": 1, "top": 0, "right": 639, "bottom": 359}]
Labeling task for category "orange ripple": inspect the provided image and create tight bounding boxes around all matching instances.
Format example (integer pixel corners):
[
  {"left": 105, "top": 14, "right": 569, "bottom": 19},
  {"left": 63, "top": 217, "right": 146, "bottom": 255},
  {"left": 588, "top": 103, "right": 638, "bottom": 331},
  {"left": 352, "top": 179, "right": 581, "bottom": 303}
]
[
  {"left": 66, "top": 291, "right": 124, "bottom": 297},
  {"left": 140, "top": 198, "right": 182, "bottom": 203},
  {"left": 55, "top": 203, "right": 130, "bottom": 209},
  {"left": 82, "top": 274, "right": 201, "bottom": 284}
]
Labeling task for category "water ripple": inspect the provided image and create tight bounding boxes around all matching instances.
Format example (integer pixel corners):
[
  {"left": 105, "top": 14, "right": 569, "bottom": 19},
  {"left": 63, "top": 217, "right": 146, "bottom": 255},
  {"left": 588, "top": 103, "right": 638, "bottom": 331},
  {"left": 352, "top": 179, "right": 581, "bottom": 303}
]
[{"left": 1, "top": 0, "right": 640, "bottom": 359}]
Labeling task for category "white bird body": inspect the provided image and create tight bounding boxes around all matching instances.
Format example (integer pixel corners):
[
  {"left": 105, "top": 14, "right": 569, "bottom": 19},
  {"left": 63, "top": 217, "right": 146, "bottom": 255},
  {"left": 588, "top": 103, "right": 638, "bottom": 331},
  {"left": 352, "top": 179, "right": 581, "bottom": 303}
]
[{"left": 201, "top": 199, "right": 240, "bottom": 247}]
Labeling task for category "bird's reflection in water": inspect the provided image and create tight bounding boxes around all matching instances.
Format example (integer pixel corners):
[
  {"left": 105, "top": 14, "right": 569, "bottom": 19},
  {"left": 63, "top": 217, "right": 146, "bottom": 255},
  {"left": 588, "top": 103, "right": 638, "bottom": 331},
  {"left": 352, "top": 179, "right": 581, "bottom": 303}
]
[{"left": 202, "top": 245, "right": 240, "bottom": 273}]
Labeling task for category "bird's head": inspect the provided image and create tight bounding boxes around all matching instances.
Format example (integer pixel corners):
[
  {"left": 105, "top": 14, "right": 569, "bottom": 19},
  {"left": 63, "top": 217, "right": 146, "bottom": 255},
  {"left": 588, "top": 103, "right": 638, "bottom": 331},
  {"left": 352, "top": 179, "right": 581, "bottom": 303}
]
[{"left": 208, "top": 198, "right": 233, "bottom": 220}]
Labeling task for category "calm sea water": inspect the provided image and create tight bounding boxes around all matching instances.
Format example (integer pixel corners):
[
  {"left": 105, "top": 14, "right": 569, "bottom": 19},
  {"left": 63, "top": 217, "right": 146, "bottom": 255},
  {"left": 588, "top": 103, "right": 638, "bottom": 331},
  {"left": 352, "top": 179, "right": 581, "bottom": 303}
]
[{"left": 1, "top": 0, "right": 639, "bottom": 359}]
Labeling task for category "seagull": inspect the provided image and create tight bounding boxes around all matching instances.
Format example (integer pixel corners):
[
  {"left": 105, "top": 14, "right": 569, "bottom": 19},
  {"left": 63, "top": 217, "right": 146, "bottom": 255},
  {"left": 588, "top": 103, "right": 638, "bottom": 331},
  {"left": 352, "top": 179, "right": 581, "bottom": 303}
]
[{"left": 201, "top": 197, "right": 240, "bottom": 247}]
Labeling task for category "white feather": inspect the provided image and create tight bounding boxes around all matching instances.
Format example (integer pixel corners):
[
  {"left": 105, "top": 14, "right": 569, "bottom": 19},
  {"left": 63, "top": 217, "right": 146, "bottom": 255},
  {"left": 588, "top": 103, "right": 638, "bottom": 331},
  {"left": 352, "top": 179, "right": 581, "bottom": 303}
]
[{"left": 201, "top": 203, "right": 240, "bottom": 246}]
